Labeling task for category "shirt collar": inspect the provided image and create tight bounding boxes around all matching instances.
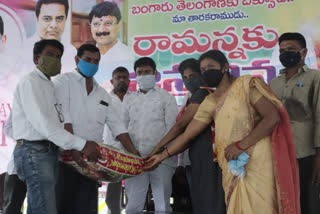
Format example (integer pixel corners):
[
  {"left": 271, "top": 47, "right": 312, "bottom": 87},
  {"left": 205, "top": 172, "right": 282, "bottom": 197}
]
[
  {"left": 34, "top": 67, "right": 51, "bottom": 81},
  {"left": 73, "top": 69, "right": 98, "bottom": 86},
  {"left": 280, "top": 64, "right": 309, "bottom": 75}
]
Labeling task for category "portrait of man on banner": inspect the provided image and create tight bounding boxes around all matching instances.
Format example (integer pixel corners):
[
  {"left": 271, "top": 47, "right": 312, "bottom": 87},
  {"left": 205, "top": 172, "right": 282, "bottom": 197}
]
[{"left": 22, "top": 0, "right": 77, "bottom": 73}]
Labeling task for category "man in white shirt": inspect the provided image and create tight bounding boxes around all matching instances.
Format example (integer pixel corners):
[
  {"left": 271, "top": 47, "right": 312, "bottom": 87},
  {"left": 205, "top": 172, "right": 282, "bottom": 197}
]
[
  {"left": 54, "top": 44, "right": 139, "bottom": 214},
  {"left": 2, "top": 1, "right": 77, "bottom": 211},
  {"left": 88, "top": 1, "right": 134, "bottom": 85},
  {"left": 123, "top": 57, "right": 178, "bottom": 213},
  {"left": 103, "top": 66, "right": 132, "bottom": 214},
  {"left": 10, "top": 39, "right": 101, "bottom": 214}
]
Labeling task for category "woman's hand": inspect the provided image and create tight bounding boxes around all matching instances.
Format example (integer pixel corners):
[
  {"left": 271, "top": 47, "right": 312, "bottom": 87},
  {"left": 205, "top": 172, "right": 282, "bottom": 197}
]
[
  {"left": 144, "top": 152, "right": 167, "bottom": 171},
  {"left": 144, "top": 146, "right": 163, "bottom": 161},
  {"left": 224, "top": 142, "right": 246, "bottom": 161}
]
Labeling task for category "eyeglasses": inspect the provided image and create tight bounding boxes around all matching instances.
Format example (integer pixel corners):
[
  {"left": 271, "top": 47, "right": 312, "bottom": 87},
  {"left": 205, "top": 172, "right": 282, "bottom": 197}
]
[
  {"left": 91, "top": 21, "right": 115, "bottom": 28},
  {"left": 54, "top": 103, "right": 64, "bottom": 123}
]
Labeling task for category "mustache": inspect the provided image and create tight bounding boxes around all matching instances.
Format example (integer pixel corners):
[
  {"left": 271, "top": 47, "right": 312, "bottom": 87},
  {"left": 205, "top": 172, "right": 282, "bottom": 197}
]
[{"left": 96, "top": 32, "right": 110, "bottom": 37}]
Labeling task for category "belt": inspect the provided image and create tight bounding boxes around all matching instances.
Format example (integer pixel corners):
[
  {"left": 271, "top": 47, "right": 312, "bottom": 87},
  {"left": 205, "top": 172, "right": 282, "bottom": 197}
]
[{"left": 16, "top": 139, "right": 57, "bottom": 149}]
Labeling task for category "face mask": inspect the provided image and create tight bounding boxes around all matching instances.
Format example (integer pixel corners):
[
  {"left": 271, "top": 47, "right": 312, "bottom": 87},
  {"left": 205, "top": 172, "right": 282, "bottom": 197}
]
[
  {"left": 78, "top": 59, "right": 99, "bottom": 78},
  {"left": 37, "top": 55, "right": 61, "bottom": 77},
  {"left": 279, "top": 49, "right": 303, "bottom": 68},
  {"left": 184, "top": 76, "right": 202, "bottom": 93},
  {"left": 202, "top": 69, "right": 224, "bottom": 88},
  {"left": 136, "top": 74, "right": 156, "bottom": 91}
]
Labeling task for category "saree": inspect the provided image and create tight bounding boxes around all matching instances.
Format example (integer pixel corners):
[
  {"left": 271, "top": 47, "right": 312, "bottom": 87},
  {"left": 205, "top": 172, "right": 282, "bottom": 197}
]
[{"left": 194, "top": 75, "right": 300, "bottom": 214}]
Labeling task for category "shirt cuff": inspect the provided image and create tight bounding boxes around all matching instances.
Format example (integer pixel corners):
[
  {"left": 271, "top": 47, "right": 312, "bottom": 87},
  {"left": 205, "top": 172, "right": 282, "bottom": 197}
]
[
  {"left": 72, "top": 137, "right": 86, "bottom": 151},
  {"left": 112, "top": 127, "right": 128, "bottom": 140}
]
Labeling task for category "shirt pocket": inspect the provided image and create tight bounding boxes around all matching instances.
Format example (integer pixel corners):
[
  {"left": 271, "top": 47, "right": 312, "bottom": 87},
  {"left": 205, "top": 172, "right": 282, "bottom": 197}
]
[
  {"left": 286, "top": 83, "right": 311, "bottom": 121},
  {"left": 95, "top": 103, "right": 108, "bottom": 125}
]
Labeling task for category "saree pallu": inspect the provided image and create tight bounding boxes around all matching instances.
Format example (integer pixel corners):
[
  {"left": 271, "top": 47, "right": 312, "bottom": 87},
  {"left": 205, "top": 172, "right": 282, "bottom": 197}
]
[{"left": 209, "top": 75, "right": 299, "bottom": 214}]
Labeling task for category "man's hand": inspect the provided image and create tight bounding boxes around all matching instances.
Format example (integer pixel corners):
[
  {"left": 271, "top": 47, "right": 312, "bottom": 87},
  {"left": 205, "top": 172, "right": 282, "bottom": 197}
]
[
  {"left": 71, "top": 150, "right": 88, "bottom": 168},
  {"left": 81, "top": 141, "right": 101, "bottom": 162},
  {"left": 117, "top": 133, "right": 140, "bottom": 156},
  {"left": 312, "top": 154, "right": 320, "bottom": 185}
]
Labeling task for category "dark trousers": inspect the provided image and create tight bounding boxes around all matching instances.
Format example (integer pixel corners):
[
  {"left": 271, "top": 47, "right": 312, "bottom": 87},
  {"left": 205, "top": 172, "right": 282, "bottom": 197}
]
[
  {"left": 298, "top": 156, "right": 320, "bottom": 214},
  {"left": 189, "top": 127, "right": 226, "bottom": 214},
  {"left": 0, "top": 173, "right": 5, "bottom": 210},
  {"left": 105, "top": 181, "right": 122, "bottom": 214},
  {"left": 3, "top": 173, "right": 27, "bottom": 214},
  {"left": 56, "top": 162, "right": 98, "bottom": 214}
]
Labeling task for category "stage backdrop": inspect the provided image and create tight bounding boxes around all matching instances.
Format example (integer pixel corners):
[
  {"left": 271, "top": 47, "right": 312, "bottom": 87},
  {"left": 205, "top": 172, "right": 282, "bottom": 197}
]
[{"left": 0, "top": 0, "right": 320, "bottom": 212}]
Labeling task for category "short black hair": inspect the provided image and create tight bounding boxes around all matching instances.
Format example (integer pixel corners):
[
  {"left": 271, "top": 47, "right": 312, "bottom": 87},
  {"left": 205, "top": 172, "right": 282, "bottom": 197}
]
[
  {"left": 199, "top": 50, "right": 229, "bottom": 69},
  {"left": 0, "top": 16, "right": 3, "bottom": 36},
  {"left": 89, "top": 2, "right": 121, "bottom": 24},
  {"left": 112, "top": 66, "right": 129, "bottom": 77},
  {"left": 134, "top": 57, "right": 156, "bottom": 72},
  {"left": 77, "top": 43, "right": 100, "bottom": 59},
  {"left": 278, "top": 32, "right": 306, "bottom": 49},
  {"left": 178, "top": 58, "right": 200, "bottom": 75},
  {"left": 33, "top": 39, "right": 64, "bottom": 56},
  {"left": 35, "top": 0, "right": 69, "bottom": 18}
]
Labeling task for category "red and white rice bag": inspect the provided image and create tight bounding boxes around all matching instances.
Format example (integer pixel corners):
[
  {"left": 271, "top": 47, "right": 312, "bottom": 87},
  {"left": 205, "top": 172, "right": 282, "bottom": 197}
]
[{"left": 61, "top": 144, "right": 144, "bottom": 182}]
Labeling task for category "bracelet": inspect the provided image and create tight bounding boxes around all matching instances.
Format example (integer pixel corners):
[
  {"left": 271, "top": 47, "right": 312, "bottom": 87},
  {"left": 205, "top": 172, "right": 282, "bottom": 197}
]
[
  {"left": 235, "top": 141, "right": 246, "bottom": 151},
  {"left": 165, "top": 147, "right": 171, "bottom": 157}
]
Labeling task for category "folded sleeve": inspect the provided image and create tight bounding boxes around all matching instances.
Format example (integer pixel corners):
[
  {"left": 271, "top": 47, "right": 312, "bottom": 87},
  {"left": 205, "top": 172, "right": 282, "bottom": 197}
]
[{"left": 193, "top": 96, "right": 215, "bottom": 125}]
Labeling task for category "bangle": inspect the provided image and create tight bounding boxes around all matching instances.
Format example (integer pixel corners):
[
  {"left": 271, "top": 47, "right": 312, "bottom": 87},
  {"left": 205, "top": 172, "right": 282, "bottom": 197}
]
[
  {"left": 165, "top": 147, "right": 171, "bottom": 157},
  {"left": 235, "top": 141, "right": 246, "bottom": 151}
]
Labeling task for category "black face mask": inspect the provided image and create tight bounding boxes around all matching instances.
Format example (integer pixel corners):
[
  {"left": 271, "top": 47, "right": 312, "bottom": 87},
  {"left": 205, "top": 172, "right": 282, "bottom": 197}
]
[
  {"left": 202, "top": 69, "right": 224, "bottom": 87},
  {"left": 184, "top": 76, "right": 202, "bottom": 93},
  {"left": 279, "top": 51, "right": 302, "bottom": 68}
]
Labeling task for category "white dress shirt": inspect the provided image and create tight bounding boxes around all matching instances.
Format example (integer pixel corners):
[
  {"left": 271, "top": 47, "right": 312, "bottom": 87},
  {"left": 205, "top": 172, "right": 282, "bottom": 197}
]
[
  {"left": 123, "top": 86, "right": 178, "bottom": 167},
  {"left": 53, "top": 70, "right": 127, "bottom": 144},
  {"left": 11, "top": 68, "right": 86, "bottom": 151},
  {"left": 3, "top": 113, "right": 16, "bottom": 175},
  {"left": 95, "top": 40, "right": 134, "bottom": 85},
  {"left": 102, "top": 90, "right": 133, "bottom": 150}
]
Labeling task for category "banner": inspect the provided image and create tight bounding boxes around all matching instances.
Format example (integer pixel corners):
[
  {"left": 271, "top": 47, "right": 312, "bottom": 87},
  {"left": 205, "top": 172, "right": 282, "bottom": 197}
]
[{"left": 0, "top": 0, "right": 320, "bottom": 188}]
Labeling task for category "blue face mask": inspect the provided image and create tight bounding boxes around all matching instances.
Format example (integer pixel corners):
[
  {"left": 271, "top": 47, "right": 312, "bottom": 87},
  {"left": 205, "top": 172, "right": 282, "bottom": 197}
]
[{"left": 78, "top": 59, "right": 99, "bottom": 78}]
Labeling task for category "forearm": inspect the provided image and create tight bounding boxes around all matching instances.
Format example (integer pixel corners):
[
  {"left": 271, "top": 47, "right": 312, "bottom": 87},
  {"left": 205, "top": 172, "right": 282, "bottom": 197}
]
[
  {"left": 64, "top": 123, "right": 74, "bottom": 134},
  {"left": 157, "top": 123, "right": 186, "bottom": 149},
  {"left": 157, "top": 134, "right": 190, "bottom": 162},
  {"left": 116, "top": 133, "right": 139, "bottom": 155},
  {"left": 240, "top": 116, "right": 279, "bottom": 149}
]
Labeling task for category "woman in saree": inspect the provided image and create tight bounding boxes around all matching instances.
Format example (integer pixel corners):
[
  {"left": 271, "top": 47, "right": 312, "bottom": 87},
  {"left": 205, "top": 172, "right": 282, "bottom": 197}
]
[
  {"left": 145, "top": 50, "right": 300, "bottom": 214},
  {"left": 147, "top": 58, "right": 225, "bottom": 213}
]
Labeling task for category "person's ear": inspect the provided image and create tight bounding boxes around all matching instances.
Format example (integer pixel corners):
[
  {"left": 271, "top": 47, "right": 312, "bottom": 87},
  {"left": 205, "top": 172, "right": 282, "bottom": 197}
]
[
  {"left": 115, "top": 20, "right": 122, "bottom": 33},
  {"left": 222, "top": 63, "right": 229, "bottom": 73},
  {"left": 301, "top": 48, "right": 308, "bottom": 59},
  {"left": 75, "top": 56, "right": 80, "bottom": 65},
  {"left": 1, "top": 35, "right": 6, "bottom": 44},
  {"left": 33, "top": 55, "right": 40, "bottom": 65},
  {"left": 111, "top": 79, "right": 114, "bottom": 86}
]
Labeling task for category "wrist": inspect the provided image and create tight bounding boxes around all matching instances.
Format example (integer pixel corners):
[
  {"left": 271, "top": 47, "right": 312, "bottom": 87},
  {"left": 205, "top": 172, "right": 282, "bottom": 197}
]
[{"left": 235, "top": 141, "right": 247, "bottom": 151}]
